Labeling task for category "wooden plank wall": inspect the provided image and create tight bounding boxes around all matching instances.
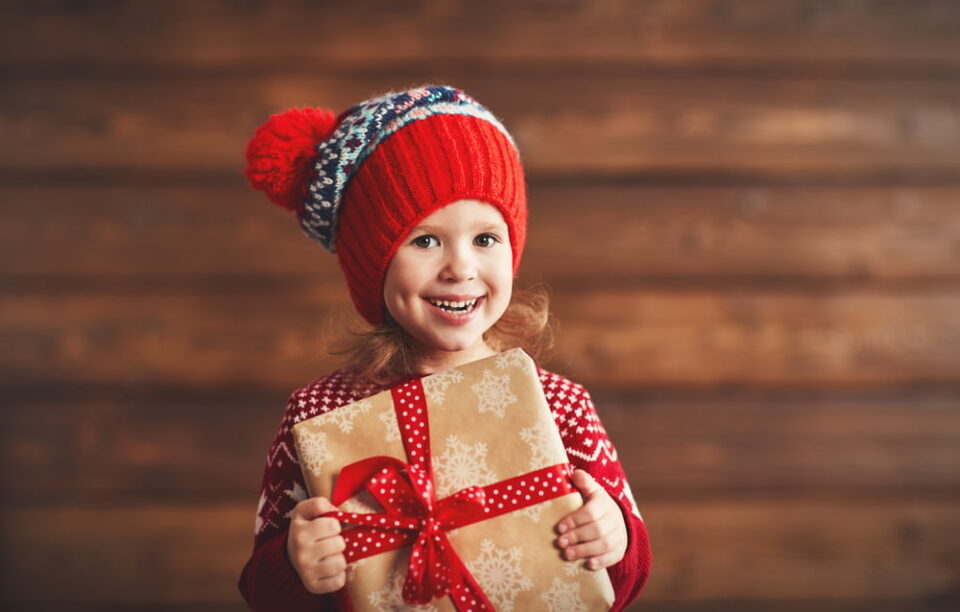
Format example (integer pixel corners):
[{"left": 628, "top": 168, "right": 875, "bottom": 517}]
[{"left": 2, "top": 1, "right": 959, "bottom": 610}]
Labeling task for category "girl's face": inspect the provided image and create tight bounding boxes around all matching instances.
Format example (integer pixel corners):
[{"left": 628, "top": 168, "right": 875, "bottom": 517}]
[{"left": 383, "top": 199, "right": 513, "bottom": 364}]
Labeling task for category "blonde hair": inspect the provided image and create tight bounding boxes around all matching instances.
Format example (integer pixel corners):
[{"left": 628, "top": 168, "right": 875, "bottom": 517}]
[{"left": 327, "top": 281, "right": 556, "bottom": 387}]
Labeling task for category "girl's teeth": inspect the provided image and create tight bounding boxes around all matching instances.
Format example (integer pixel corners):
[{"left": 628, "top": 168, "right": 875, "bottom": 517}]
[{"left": 429, "top": 298, "right": 478, "bottom": 311}]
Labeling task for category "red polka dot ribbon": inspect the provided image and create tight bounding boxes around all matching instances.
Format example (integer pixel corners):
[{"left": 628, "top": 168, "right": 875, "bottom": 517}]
[{"left": 322, "top": 378, "right": 577, "bottom": 611}]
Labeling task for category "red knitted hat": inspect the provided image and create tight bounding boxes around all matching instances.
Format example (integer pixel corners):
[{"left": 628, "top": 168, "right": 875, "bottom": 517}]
[{"left": 245, "top": 86, "right": 527, "bottom": 325}]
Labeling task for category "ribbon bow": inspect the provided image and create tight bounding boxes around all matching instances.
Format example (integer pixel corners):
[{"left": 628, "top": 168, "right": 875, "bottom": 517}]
[{"left": 326, "top": 455, "right": 495, "bottom": 608}]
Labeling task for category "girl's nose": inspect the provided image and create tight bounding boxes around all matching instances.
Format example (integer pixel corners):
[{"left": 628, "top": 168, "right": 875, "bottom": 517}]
[{"left": 440, "top": 243, "right": 477, "bottom": 282}]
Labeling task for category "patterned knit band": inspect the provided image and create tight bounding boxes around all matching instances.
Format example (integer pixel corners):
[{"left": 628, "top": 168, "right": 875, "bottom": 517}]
[{"left": 302, "top": 85, "right": 518, "bottom": 253}]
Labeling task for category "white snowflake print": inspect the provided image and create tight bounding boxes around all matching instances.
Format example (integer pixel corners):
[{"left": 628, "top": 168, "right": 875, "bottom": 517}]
[
  {"left": 563, "top": 560, "right": 589, "bottom": 577},
  {"left": 519, "top": 421, "right": 554, "bottom": 469},
  {"left": 344, "top": 555, "right": 369, "bottom": 581},
  {"left": 621, "top": 478, "right": 643, "bottom": 520},
  {"left": 421, "top": 368, "right": 464, "bottom": 405},
  {"left": 297, "top": 427, "right": 331, "bottom": 477},
  {"left": 466, "top": 539, "right": 533, "bottom": 612},
  {"left": 433, "top": 434, "right": 498, "bottom": 496},
  {"left": 540, "top": 576, "right": 588, "bottom": 612},
  {"left": 330, "top": 398, "right": 372, "bottom": 433},
  {"left": 254, "top": 492, "right": 266, "bottom": 534},
  {"left": 281, "top": 482, "right": 309, "bottom": 520},
  {"left": 515, "top": 503, "right": 544, "bottom": 523},
  {"left": 287, "top": 481, "right": 308, "bottom": 503},
  {"left": 470, "top": 369, "right": 517, "bottom": 419},
  {"left": 379, "top": 408, "right": 400, "bottom": 442},
  {"left": 517, "top": 414, "right": 564, "bottom": 523},
  {"left": 494, "top": 349, "right": 527, "bottom": 370},
  {"left": 366, "top": 568, "right": 436, "bottom": 612}
]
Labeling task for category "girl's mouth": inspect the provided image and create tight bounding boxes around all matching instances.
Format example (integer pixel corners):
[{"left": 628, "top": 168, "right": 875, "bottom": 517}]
[{"left": 423, "top": 296, "right": 485, "bottom": 324}]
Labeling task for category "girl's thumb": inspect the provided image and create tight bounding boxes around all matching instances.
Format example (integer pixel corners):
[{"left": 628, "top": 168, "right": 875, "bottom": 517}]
[
  {"left": 572, "top": 469, "right": 601, "bottom": 497},
  {"left": 308, "top": 496, "right": 335, "bottom": 518}
]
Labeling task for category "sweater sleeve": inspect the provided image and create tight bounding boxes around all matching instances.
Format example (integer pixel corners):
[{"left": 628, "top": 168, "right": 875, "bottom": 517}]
[
  {"left": 546, "top": 374, "right": 653, "bottom": 610},
  {"left": 237, "top": 388, "right": 338, "bottom": 611}
]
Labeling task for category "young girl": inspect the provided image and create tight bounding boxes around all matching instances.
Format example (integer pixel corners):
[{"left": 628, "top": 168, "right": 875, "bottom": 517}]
[{"left": 238, "top": 85, "right": 652, "bottom": 611}]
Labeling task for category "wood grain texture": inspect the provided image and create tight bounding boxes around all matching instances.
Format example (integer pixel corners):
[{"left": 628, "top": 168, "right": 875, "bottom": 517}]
[
  {"left": 4, "top": 184, "right": 960, "bottom": 282},
  {"left": 2, "top": 1, "right": 959, "bottom": 609},
  {"left": 2, "top": 392, "right": 958, "bottom": 503},
  {"left": 3, "top": 289, "right": 959, "bottom": 388},
  {"left": 551, "top": 288, "right": 960, "bottom": 388},
  {"left": 2, "top": 74, "right": 960, "bottom": 178},
  {"left": 2, "top": 0, "right": 959, "bottom": 69}
]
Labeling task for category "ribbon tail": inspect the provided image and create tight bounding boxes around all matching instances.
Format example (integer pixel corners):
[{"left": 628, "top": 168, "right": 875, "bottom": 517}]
[
  {"left": 401, "top": 531, "right": 443, "bottom": 605},
  {"left": 401, "top": 529, "right": 495, "bottom": 611},
  {"left": 447, "top": 548, "right": 496, "bottom": 612}
]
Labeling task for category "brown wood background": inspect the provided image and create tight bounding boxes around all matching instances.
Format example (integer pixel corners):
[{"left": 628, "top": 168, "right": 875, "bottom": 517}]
[{"left": 2, "top": 1, "right": 960, "bottom": 610}]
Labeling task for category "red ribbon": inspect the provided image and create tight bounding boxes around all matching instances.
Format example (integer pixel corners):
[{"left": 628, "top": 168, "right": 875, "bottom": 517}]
[{"left": 322, "top": 378, "right": 576, "bottom": 610}]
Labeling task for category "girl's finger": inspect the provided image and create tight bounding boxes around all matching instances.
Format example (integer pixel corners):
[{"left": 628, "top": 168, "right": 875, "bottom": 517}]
[
  {"left": 556, "top": 496, "right": 611, "bottom": 534},
  {"left": 555, "top": 470, "right": 605, "bottom": 535},
  {"left": 556, "top": 519, "right": 603, "bottom": 548},
  {"left": 570, "top": 469, "right": 603, "bottom": 497},
  {"left": 311, "top": 572, "right": 346, "bottom": 594},
  {"left": 296, "top": 496, "right": 334, "bottom": 521},
  {"left": 308, "top": 516, "right": 342, "bottom": 541},
  {"left": 316, "top": 552, "right": 347, "bottom": 578},
  {"left": 586, "top": 550, "right": 621, "bottom": 570},
  {"left": 562, "top": 537, "right": 608, "bottom": 561},
  {"left": 314, "top": 534, "right": 346, "bottom": 558}
]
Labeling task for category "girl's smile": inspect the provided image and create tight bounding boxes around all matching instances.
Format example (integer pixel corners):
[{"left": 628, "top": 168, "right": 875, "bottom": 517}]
[
  {"left": 423, "top": 295, "right": 485, "bottom": 323},
  {"left": 383, "top": 199, "right": 513, "bottom": 372}
]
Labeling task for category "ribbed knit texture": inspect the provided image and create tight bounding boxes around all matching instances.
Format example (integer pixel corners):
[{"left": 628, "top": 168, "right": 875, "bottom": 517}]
[
  {"left": 299, "top": 85, "right": 519, "bottom": 253},
  {"left": 237, "top": 529, "right": 336, "bottom": 611},
  {"left": 335, "top": 113, "right": 527, "bottom": 325}
]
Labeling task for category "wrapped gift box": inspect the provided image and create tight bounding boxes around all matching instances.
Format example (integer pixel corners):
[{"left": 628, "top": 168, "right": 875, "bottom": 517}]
[{"left": 291, "top": 347, "right": 615, "bottom": 611}]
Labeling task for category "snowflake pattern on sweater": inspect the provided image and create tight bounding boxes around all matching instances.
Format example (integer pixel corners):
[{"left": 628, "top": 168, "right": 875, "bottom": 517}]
[{"left": 240, "top": 365, "right": 652, "bottom": 611}]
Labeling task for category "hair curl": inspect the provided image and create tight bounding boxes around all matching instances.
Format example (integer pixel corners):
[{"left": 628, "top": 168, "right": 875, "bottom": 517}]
[{"left": 326, "top": 281, "right": 556, "bottom": 387}]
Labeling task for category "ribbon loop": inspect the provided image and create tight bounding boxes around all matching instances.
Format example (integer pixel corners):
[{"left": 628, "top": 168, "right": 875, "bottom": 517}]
[
  {"left": 436, "top": 485, "right": 486, "bottom": 529},
  {"left": 328, "top": 452, "right": 486, "bottom": 604},
  {"left": 404, "top": 519, "right": 457, "bottom": 604}
]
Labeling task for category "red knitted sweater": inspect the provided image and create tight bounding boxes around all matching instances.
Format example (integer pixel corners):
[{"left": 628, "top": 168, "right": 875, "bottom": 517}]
[{"left": 238, "top": 365, "right": 652, "bottom": 610}]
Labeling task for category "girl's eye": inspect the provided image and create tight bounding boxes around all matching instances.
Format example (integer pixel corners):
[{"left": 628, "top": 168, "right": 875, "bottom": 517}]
[
  {"left": 474, "top": 233, "right": 500, "bottom": 248},
  {"left": 412, "top": 235, "right": 439, "bottom": 248}
]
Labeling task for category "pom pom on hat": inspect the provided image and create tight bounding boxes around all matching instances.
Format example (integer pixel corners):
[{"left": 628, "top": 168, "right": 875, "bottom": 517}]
[{"left": 245, "top": 107, "right": 338, "bottom": 211}]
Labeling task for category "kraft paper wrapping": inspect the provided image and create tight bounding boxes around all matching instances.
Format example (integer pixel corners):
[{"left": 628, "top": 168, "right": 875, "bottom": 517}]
[{"left": 291, "top": 347, "right": 615, "bottom": 611}]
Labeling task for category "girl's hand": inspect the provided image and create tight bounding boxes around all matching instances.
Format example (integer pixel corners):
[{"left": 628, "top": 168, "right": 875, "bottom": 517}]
[
  {"left": 555, "top": 469, "right": 628, "bottom": 570},
  {"left": 287, "top": 497, "right": 347, "bottom": 594}
]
